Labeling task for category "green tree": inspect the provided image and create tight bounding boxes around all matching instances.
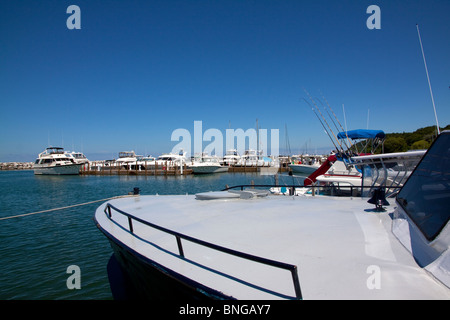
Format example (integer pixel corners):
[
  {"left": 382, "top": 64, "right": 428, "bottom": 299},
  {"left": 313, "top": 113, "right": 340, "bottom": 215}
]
[
  {"left": 384, "top": 137, "right": 408, "bottom": 153},
  {"left": 410, "top": 139, "right": 430, "bottom": 150}
]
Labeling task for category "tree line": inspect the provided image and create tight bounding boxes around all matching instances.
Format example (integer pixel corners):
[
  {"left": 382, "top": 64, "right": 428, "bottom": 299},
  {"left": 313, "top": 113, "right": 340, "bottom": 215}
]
[{"left": 382, "top": 124, "right": 450, "bottom": 153}]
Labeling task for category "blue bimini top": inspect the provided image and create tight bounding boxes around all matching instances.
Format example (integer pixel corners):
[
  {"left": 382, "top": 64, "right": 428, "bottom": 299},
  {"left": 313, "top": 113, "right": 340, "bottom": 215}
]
[{"left": 337, "top": 129, "right": 386, "bottom": 140}]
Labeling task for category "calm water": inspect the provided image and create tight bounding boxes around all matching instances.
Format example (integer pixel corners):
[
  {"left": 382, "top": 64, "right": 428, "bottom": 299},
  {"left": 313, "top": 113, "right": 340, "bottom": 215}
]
[{"left": 0, "top": 170, "right": 301, "bottom": 300}]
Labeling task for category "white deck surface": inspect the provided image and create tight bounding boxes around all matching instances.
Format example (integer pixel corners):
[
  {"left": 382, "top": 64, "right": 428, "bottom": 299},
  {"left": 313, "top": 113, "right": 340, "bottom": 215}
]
[{"left": 95, "top": 193, "right": 450, "bottom": 299}]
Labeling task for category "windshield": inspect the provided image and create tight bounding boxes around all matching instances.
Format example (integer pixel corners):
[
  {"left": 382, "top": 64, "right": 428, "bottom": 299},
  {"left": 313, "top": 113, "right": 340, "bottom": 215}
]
[{"left": 397, "top": 132, "right": 450, "bottom": 241}]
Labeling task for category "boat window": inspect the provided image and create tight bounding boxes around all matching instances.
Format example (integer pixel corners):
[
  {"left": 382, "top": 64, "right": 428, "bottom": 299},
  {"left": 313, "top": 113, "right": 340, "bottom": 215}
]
[{"left": 397, "top": 133, "right": 450, "bottom": 241}]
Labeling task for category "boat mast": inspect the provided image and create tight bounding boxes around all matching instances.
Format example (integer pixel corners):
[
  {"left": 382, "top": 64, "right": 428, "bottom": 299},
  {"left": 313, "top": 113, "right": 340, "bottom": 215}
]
[
  {"left": 285, "top": 124, "right": 291, "bottom": 155},
  {"left": 416, "top": 24, "right": 440, "bottom": 135},
  {"left": 256, "top": 118, "right": 259, "bottom": 155}
]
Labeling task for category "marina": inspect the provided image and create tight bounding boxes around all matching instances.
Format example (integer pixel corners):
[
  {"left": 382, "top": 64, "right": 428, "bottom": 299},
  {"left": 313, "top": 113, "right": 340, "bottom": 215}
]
[
  {"left": 80, "top": 152, "right": 291, "bottom": 175},
  {"left": 3, "top": 124, "right": 446, "bottom": 300},
  {"left": 2, "top": 0, "right": 449, "bottom": 305}
]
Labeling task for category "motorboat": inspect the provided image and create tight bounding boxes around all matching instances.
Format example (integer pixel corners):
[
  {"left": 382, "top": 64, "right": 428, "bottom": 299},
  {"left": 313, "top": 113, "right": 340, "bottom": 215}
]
[
  {"left": 131, "top": 156, "right": 157, "bottom": 171},
  {"left": 314, "top": 157, "right": 362, "bottom": 187},
  {"left": 115, "top": 151, "right": 139, "bottom": 169},
  {"left": 65, "top": 151, "right": 89, "bottom": 164},
  {"left": 190, "top": 153, "right": 228, "bottom": 174},
  {"left": 154, "top": 150, "right": 187, "bottom": 171},
  {"left": 222, "top": 149, "right": 241, "bottom": 166},
  {"left": 236, "top": 149, "right": 261, "bottom": 166},
  {"left": 288, "top": 155, "right": 322, "bottom": 174},
  {"left": 33, "top": 147, "right": 82, "bottom": 175},
  {"left": 94, "top": 131, "right": 450, "bottom": 300},
  {"left": 236, "top": 149, "right": 274, "bottom": 167},
  {"left": 303, "top": 129, "right": 387, "bottom": 189},
  {"left": 271, "top": 150, "right": 425, "bottom": 197},
  {"left": 156, "top": 151, "right": 186, "bottom": 165}
]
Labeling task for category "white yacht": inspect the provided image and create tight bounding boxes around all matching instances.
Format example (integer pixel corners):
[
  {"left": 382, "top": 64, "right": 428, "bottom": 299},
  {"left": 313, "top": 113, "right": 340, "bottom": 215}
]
[
  {"left": 154, "top": 150, "right": 187, "bottom": 171},
  {"left": 115, "top": 151, "right": 138, "bottom": 168},
  {"left": 65, "top": 151, "right": 89, "bottom": 164},
  {"left": 132, "top": 155, "right": 157, "bottom": 171},
  {"left": 33, "top": 147, "right": 81, "bottom": 175},
  {"left": 289, "top": 155, "right": 321, "bottom": 174},
  {"left": 315, "top": 157, "right": 361, "bottom": 185},
  {"left": 271, "top": 150, "right": 426, "bottom": 197},
  {"left": 95, "top": 131, "right": 450, "bottom": 300},
  {"left": 236, "top": 149, "right": 274, "bottom": 167},
  {"left": 236, "top": 149, "right": 262, "bottom": 166},
  {"left": 222, "top": 149, "right": 241, "bottom": 166},
  {"left": 190, "top": 153, "right": 228, "bottom": 174},
  {"left": 301, "top": 129, "right": 387, "bottom": 190}
]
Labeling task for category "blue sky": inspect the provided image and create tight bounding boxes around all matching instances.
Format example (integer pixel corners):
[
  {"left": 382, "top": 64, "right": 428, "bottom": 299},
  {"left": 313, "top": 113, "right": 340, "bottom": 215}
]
[{"left": 1, "top": 0, "right": 449, "bottom": 161}]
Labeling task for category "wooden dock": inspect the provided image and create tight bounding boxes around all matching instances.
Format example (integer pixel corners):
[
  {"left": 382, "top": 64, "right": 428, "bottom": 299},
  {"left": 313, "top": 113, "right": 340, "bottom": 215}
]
[
  {"left": 80, "top": 161, "right": 290, "bottom": 176},
  {"left": 80, "top": 162, "right": 192, "bottom": 176}
]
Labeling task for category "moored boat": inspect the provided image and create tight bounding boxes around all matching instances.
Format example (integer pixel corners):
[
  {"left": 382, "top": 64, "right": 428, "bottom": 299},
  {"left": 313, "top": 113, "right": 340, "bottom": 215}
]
[
  {"left": 235, "top": 149, "right": 275, "bottom": 167},
  {"left": 33, "top": 147, "right": 82, "bottom": 175},
  {"left": 65, "top": 151, "right": 89, "bottom": 164},
  {"left": 115, "top": 151, "right": 139, "bottom": 169},
  {"left": 222, "top": 149, "right": 241, "bottom": 166},
  {"left": 190, "top": 153, "right": 228, "bottom": 174},
  {"left": 288, "top": 155, "right": 322, "bottom": 174},
  {"left": 95, "top": 131, "right": 450, "bottom": 299}
]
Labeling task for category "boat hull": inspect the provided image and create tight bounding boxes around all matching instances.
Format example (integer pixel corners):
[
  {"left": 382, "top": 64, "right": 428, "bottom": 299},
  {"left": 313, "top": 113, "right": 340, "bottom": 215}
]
[
  {"left": 102, "top": 230, "right": 234, "bottom": 300},
  {"left": 191, "top": 165, "right": 228, "bottom": 174},
  {"left": 315, "top": 174, "right": 361, "bottom": 186},
  {"left": 289, "top": 164, "right": 320, "bottom": 174},
  {"left": 33, "top": 164, "right": 81, "bottom": 175}
]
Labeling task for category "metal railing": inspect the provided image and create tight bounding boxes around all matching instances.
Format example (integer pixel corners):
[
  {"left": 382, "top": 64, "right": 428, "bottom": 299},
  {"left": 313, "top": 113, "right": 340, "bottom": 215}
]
[
  {"left": 103, "top": 202, "right": 303, "bottom": 300},
  {"left": 222, "top": 183, "right": 402, "bottom": 197}
]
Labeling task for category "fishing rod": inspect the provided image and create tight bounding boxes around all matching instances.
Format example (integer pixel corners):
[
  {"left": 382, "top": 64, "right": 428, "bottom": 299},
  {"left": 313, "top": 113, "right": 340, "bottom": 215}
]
[
  {"left": 316, "top": 97, "right": 351, "bottom": 151},
  {"left": 320, "top": 93, "right": 354, "bottom": 149},
  {"left": 302, "top": 97, "right": 341, "bottom": 154},
  {"left": 303, "top": 89, "right": 346, "bottom": 154}
]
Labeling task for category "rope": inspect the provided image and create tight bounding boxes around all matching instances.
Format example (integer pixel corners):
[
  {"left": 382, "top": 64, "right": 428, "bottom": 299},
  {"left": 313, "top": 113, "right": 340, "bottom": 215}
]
[{"left": 0, "top": 194, "right": 137, "bottom": 221}]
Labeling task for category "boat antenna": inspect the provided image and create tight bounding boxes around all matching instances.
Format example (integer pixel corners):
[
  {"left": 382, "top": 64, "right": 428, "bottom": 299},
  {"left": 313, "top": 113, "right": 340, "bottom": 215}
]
[
  {"left": 342, "top": 103, "right": 352, "bottom": 149},
  {"left": 416, "top": 23, "right": 440, "bottom": 135},
  {"left": 366, "top": 109, "right": 370, "bottom": 130}
]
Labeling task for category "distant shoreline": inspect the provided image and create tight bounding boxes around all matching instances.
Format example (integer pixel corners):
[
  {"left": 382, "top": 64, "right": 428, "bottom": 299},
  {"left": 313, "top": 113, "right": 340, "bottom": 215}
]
[{"left": 0, "top": 162, "right": 33, "bottom": 171}]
